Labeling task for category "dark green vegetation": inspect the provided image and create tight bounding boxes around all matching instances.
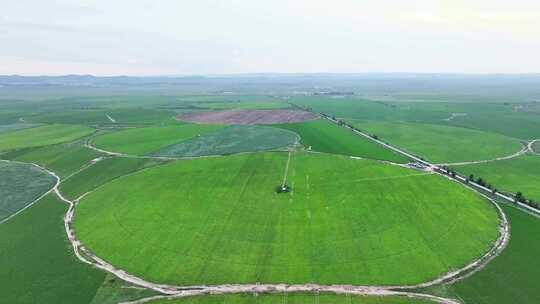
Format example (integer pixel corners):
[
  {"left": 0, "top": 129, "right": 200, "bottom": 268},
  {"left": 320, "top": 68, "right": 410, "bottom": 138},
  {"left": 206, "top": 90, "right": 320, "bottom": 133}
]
[
  {"left": 1, "top": 141, "right": 101, "bottom": 178},
  {"left": 0, "top": 124, "right": 94, "bottom": 151},
  {"left": 150, "top": 294, "right": 433, "bottom": 304},
  {"left": 455, "top": 154, "right": 540, "bottom": 202},
  {"left": 75, "top": 152, "right": 498, "bottom": 286},
  {"left": 0, "top": 161, "right": 56, "bottom": 222},
  {"left": 59, "top": 157, "right": 166, "bottom": 200},
  {"left": 92, "top": 124, "right": 223, "bottom": 155},
  {"left": 276, "top": 119, "right": 408, "bottom": 163},
  {"left": 427, "top": 205, "right": 540, "bottom": 304},
  {"left": 151, "top": 125, "right": 299, "bottom": 157},
  {"left": 25, "top": 108, "right": 176, "bottom": 126},
  {"left": 0, "top": 194, "right": 105, "bottom": 304},
  {"left": 354, "top": 121, "right": 522, "bottom": 163}
]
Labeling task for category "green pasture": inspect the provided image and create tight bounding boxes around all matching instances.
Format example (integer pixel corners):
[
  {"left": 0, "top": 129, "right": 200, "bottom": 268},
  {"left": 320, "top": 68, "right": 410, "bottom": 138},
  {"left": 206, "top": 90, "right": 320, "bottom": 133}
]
[
  {"left": 25, "top": 108, "right": 175, "bottom": 126},
  {"left": 150, "top": 294, "right": 433, "bottom": 304},
  {"left": 0, "top": 161, "right": 56, "bottom": 222},
  {"left": 426, "top": 204, "right": 540, "bottom": 304},
  {"left": 2, "top": 141, "right": 101, "bottom": 178},
  {"left": 197, "top": 101, "right": 290, "bottom": 110},
  {"left": 75, "top": 152, "right": 498, "bottom": 286},
  {"left": 59, "top": 157, "right": 166, "bottom": 200},
  {"left": 455, "top": 154, "right": 540, "bottom": 202},
  {"left": 0, "top": 194, "right": 105, "bottom": 304},
  {"left": 0, "top": 124, "right": 94, "bottom": 151},
  {"left": 151, "top": 125, "right": 298, "bottom": 157},
  {"left": 92, "top": 124, "right": 222, "bottom": 155},
  {"left": 354, "top": 121, "right": 522, "bottom": 163},
  {"left": 276, "top": 119, "right": 408, "bottom": 163}
]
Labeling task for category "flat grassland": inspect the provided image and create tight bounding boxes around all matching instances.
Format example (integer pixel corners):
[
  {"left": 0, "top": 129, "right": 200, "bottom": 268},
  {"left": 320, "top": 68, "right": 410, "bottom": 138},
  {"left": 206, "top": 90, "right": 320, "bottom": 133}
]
[
  {"left": 0, "top": 194, "right": 105, "bottom": 304},
  {"left": 0, "top": 124, "right": 94, "bottom": 151},
  {"left": 456, "top": 154, "right": 540, "bottom": 202},
  {"left": 92, "top": 124, "right": 223, "bottom": 155},
  {"left": 198, "top": 101, "right": 290, "bottom": 110},
  {"left": 151, "top": 125, "right": 299, "bottom": 157},
  {"left": 0, "top": 161, "right": 56, "bottom": 222},
  {"left": 60, "top": 157, "right": 166, "bottom": 200},
  {"left": 149, "top": 294, "right": 433, "bottom": 304},
  {"left": 75, "top": 152, "right": 498, "bottom": 286},
  {"left": 276, "top": 119, "right": 408, "bottom": 163},
  {"left": 427, "top": 204, "right": 540, "bottom": 304},
  {"left": 26, "top": 108, "right": 175, "bottom": 126},
  {"left": 3, "top": 141, "right": 101, "bottom": 178},
  {"left": 354, "top": 121, "right": 522, "bottom": 163}
]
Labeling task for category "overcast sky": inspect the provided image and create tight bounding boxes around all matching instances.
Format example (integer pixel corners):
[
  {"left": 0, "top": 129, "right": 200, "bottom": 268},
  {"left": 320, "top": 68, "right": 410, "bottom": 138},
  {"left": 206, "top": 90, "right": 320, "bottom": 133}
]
[{"left": 2, "top": 0, "right": 540, "bottom": 75}]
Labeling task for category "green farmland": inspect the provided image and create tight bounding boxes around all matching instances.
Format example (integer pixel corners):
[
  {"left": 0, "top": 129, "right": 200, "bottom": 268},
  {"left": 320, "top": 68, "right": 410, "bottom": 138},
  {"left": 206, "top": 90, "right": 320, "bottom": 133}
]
[
  {"left": 151, "top": 125, "right": 299, "bottom": 157},
  {"left": 276, "top": 119, "right": 408, "bottom": 163},
  {"left": 150, "top": 294, "right": 434, "bottom": 304},
  {"left": 75, "top": 152, "right": 498, "bottom": 286},
  {"left": 2, "top": 141, "right": 101, "bottom": 178},
  {"left": 0, "top": 161, "right": 56, "bottom": 222},
  {"left": 0, "top": 124, "right": 94, "bottom": 151},
  {"left": 455, "top": 154, "right": 540, "bottom": 202},
  {"left": 0, "top": 194, "right": 105, "bottom": 304},
  {"left": 354, "top": 121, "right": 522, "bottom": 164},
  {"left": 92, "top": 124, "right": 223, "bottom": 155}
]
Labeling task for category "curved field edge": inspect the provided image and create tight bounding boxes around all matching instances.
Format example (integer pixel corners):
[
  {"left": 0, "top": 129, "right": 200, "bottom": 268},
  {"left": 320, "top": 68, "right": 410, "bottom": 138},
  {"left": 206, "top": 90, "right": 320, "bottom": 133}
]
[
  {"left": 91, "top": 124, "right": 223, "bottom": 155},
  {"left": 74, "top": 152, "right": 499, "bottom": 287},
  {"left": 0, "top": 160, "right": 57, "bottom": 223},
  {"left": 143, "top": 293, "right": 436, "bottom": 304},
  {"left": 275, "top": 119, "right": 408, "bottom": 163},
  {"left": 350, "top": 121, "right": 523, "bottom": 164},
  {"left": 424, "top": 204, "right": 540, "bottom": 303},
  {"left": 0, "top": 124, "right": 95, "bottom": 151}
]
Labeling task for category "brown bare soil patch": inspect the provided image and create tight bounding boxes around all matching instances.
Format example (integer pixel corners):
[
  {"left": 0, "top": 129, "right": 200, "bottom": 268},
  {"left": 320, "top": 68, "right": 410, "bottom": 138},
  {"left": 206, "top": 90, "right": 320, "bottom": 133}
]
[{"left": 176, "top": 109, "right": 319, "bottom": 125}]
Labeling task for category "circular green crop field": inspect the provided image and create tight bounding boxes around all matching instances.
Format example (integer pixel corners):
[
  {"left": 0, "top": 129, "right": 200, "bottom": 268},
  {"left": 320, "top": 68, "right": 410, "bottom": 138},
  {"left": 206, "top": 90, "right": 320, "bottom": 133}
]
[{"left": 75, "top": 152, "right": 499, "bottom": 286}]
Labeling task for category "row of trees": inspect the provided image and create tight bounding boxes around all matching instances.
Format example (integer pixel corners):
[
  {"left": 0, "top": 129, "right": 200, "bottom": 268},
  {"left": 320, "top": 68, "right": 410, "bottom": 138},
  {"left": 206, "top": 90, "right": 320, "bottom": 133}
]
[{"left": 439, "top": 167, "right": 540, "bottom": 211}]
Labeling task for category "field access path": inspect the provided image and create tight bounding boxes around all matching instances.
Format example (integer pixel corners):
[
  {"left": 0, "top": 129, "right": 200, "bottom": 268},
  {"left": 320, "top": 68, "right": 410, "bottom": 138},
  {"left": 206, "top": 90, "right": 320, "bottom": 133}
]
[
  {"left": 2, "top": 124, "right": 512, "bottom": 304},
  {"left": 14, "top": 136, "right": 504, "bottom": 304}
]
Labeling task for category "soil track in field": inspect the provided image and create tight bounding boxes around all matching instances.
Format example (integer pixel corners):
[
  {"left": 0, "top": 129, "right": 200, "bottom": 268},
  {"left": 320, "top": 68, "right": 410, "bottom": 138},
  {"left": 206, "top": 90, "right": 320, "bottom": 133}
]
[{"left": 176, "top": 109, "right": 319, "bottom": 125}]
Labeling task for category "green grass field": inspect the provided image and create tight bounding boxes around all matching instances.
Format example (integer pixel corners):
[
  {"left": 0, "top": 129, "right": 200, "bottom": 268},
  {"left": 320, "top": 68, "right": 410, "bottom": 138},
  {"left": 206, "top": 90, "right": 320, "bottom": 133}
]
[
  {"left": 75, "top": 152, "right": 498, "bottom": 286},
  {"left": 92, "top": 124, "right": 223, "bottom": 155},
  {"left": 149, "top": 294, "right": 433, "bottom": 304},
  {"left": 354, "top": 121, "right": 522, "bottom": 163},
  {"left": 2, "top": 141, "right": 101, "bottom": 178},
  {"left": 0, "top": 194, "right": 105, "bottom": 304},
  {"left": 0, "top": 124, "right": 94, "bottom": 151},
  {"left": 0, "top": 161, "right": 56, "bottom": 222},
  {"left": 198, "top": 101, "right": 290, "bottom": 110},
  {"left": 455, "top": 154, "right": 540, "bottom": 202},
  {"left": 26, "top": 108, "right": 176, "bottom": 126},
  {"left": 426, "top": 204, "right": 540, "bottom": 304},
  {"left": 59, "top": 157, "right": 166, "bottom": 200},
  {"left": 151, "top": 125, "right": 299, "bottom": 157},
  {"left": 276, "top": 119, "right": 408, "bottom": 163}
]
